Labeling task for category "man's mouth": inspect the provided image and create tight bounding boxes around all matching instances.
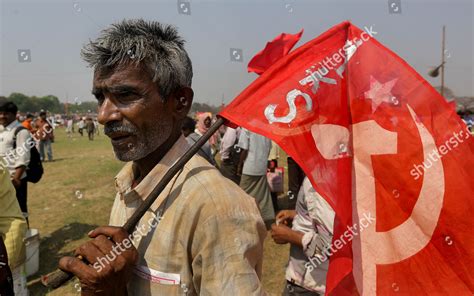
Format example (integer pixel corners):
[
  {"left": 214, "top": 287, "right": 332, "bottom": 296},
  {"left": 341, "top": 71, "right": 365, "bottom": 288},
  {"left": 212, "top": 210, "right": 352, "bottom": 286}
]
[{"left": 107, "top": 132, "right": 135, "bottom": 145}]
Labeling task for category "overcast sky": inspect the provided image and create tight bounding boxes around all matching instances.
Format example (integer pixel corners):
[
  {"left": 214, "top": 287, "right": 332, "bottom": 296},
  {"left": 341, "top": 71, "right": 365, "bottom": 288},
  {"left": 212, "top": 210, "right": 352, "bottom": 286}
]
[{"left": 0, "top": 0, "right": 472, "bottom": 105}]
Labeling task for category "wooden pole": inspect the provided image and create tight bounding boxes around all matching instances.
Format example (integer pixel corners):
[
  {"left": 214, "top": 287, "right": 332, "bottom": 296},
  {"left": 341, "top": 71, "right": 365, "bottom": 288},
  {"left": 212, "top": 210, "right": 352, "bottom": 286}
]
[
  {"left": 441, "top": 25, "right": 446, "bottom": 97},
  {"left": 41, "top": 117, "right": 226, "bottom": 289}
]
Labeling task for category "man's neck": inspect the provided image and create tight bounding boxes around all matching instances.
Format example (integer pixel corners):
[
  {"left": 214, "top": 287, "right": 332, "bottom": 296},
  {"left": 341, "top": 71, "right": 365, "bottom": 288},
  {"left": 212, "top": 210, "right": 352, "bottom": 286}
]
[{"left": 132, "top": 131, "right": 182, "bottom": 184}]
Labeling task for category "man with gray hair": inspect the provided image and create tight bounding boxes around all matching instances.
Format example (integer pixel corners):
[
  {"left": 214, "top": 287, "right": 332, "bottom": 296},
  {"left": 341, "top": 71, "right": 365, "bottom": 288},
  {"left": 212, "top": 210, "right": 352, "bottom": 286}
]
[{"left": 59, "top": 19, "right": 266, "bottom": 295}]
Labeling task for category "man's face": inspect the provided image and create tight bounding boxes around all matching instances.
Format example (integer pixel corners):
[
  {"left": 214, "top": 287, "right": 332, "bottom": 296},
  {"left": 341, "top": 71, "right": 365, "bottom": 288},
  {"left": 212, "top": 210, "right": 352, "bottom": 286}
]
[
  {"left": 94, "top": 64, "right": 174, "bottom": 161},
  {"left": 0, "top": 112, "right": 16, "bottom": 127}
]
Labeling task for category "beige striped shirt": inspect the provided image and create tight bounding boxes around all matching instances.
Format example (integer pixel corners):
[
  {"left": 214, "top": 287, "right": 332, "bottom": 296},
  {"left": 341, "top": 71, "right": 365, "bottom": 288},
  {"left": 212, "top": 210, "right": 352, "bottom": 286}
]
[{"left": 109, "top": 136, "right": 267, "bottom": 295}]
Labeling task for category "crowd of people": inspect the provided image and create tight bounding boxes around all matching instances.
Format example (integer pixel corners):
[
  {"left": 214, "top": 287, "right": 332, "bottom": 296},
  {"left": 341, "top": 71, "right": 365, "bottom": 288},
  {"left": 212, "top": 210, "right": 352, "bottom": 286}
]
[{"left": 0, "top": 99, "right": 107, "bottom": 294}]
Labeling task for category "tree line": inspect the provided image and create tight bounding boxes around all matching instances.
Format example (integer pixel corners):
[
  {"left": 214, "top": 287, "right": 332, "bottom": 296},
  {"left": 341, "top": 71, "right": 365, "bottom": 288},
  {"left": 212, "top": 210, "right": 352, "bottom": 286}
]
[
  {"left": 6, "top": 93, "right": 97, "bottom": 114},
  {"left": 4, "top": 93, "right": 223, "bottom": 115}
]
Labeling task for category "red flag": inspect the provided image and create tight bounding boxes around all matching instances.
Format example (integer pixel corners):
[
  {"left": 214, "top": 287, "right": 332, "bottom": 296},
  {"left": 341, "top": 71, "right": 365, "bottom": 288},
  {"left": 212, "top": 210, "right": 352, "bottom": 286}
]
[
  {"left": 247, "top": 29, "right": 303, "bottom": 75},
  {"left": 448, "top": 100, "right": 457, "bottom": 111},
  {"left": 219, "top": 21, "right": 474, "bottom": 295}
]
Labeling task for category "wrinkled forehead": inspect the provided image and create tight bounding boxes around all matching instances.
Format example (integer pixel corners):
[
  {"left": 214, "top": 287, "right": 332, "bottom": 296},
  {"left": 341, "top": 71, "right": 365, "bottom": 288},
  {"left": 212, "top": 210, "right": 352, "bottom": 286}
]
[{"left": 92, "top": 63, "right": 153, "bottom": 90}]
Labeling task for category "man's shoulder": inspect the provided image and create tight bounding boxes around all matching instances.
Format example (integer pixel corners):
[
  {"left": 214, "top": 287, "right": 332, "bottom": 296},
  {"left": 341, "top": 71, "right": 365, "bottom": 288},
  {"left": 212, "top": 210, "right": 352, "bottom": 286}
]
[
  {"left": 181, "top": 155, "right": 260, "bottom": 217},
  {"left": 14, "top": 126, "right": 30, "bottom": 135}
]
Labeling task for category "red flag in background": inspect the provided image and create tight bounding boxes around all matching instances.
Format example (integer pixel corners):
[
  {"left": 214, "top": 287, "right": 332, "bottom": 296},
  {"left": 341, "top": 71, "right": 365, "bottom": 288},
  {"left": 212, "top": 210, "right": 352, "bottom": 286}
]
[
  {"left": 219, "top": 21, "right": 474, "bottom": 295},
  {"left": 247, "top": 29, "right": 303, "bottom": 75}
]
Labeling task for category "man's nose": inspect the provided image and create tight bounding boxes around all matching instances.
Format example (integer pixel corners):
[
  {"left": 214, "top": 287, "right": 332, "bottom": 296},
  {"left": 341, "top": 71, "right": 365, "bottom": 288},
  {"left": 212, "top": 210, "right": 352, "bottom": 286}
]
[{"left": 97, "top": 97, "right": 122, "bottom": 125}]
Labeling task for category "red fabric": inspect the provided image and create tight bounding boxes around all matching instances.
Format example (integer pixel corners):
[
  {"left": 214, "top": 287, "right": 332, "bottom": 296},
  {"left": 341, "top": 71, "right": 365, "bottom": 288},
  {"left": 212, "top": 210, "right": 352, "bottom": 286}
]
[
  {"left": 219, "top": 21, "right": 474, "bottom": 295},
  {"left": 448, "top": 100, "right": 456, "bottom": 111},
  {"left": 247, "top": 29, "right": 303, "bottom": 75}
]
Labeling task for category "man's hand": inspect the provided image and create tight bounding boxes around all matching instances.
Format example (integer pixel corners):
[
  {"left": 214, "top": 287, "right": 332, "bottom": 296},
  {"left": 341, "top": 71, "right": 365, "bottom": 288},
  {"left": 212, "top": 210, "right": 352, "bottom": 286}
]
[
  {"left": 12, "top": 166, "right": 26, "bottom": 188},
  {"left": 59, "top": 226, "right": 138, "bottom": 296},
  {"left": 11, "top": 177, "right": 21, "bottom": 188},
  {"left": 271, "top": 223, "right": 304, "bottom": 247},
  {"left": 275, "top": 210, "right": 296, "bottom": 226}
]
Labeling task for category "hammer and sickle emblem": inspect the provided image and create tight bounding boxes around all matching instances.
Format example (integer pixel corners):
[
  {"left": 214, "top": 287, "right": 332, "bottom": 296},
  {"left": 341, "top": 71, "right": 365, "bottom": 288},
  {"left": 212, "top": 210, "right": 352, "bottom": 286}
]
[
  {"left": 311, "top": 105, "right": 445, "bottom": 295},
  {"left": 351, "top": 105, "right": 444, "bottom": 295}
]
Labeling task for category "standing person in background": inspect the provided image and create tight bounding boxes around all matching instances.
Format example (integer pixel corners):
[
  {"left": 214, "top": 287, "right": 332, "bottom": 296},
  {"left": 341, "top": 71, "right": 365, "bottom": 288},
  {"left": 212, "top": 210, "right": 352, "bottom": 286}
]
[
  {"left": 181, "top": 116, "right": 216, "bottom": 166},
  {"left": 0, "top": 161, "right": 28, "bottom": 295},
  {"left": 94, "top": 118, "right": 100, "bottom": 135},
  {"left": 66, "top": 117, "right": 73, "bottom": 137},
  {"left": 21, "top": 114, "right": 34, "bottom": 132},
  {"left": 0, "top": 99, "right": 32, "bottom": 216},
  {"left": 86, "top": 117, "right": 96, "bottom": 141},
  {"left": 195, "top": 112, "right": 218, "bottom": 156},
  {"left": 238, "top": 128, "right": 275, "bottom": 229},
  {"left": 287, "top": 156, "right": 305, "bottom": 209},
  {"left": 35, "top": 111, "right": 54, "bottom": 162},
  {"left": 77, "top": 117, "right": 85, "bottom": 136},
  {"left": 219, "top": 126, "right": 241, "bottom": 184},
  {"left": 268, "top": 141, "right": 280, "bottom": 214},
  {"left": 271, "top": 178, "right": 335, "bottom": 295}
]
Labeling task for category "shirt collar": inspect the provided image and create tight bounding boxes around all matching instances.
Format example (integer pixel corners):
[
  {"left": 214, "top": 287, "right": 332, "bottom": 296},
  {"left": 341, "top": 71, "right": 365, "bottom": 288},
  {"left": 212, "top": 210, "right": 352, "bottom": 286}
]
[{"left": 114, "top": 135, "right": 191, "bottom": 203}]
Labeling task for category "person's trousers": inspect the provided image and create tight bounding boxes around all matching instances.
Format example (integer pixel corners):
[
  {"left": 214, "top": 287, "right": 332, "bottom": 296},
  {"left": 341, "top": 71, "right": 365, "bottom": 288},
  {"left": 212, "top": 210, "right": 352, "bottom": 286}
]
[
  {"left": 268, "top": 159, "right": 280, "bottom": 213},
  {"left": 282, "top": 281, "right": 321, "bottom": 296},
  {"left": 287, "top": 157, "right": 305, "bottom": 209},
  {"left": 39, "top": 139, "right": 53, "bottom": 161},
  {"left": 15, "top": 178, "right": 28, "bottom": 213},
  {"left": 240, "top": 174, "right": 275, "bottom": 229},
  {"left": 219, "top": 159, "right": 241, "bottom": 185}
]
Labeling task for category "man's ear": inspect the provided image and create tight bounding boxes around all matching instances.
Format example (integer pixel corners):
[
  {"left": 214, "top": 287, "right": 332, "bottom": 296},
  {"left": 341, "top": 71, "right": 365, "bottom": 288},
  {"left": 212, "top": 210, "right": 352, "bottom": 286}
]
[{"left": 170, "top": 87, "right": 194, "bottom": 119}]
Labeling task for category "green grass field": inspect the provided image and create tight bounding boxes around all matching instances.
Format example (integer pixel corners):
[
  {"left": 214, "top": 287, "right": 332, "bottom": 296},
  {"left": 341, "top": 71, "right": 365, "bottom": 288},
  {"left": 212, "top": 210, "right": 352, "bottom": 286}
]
[{"left": 26, "top": 128, "right": 290, "bottom": 295}]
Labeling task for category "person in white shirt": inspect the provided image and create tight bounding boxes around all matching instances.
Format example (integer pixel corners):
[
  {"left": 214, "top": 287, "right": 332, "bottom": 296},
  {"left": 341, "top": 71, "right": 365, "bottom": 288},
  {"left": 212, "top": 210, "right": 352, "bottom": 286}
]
[
  {"left": 237, "top": 128, "right": 275, "bottom": 229},
  {"left": 66, "top": 118, "right": 73, "bottom": 137},
  {"left": 0, "top": 98, "right": 32, "bottom": 215},
  {"left": 271, "top": 177, "right": 335, "bottom": 295},
  {"left": 219, "top": 126, "right": 241, "bottom": 184}
]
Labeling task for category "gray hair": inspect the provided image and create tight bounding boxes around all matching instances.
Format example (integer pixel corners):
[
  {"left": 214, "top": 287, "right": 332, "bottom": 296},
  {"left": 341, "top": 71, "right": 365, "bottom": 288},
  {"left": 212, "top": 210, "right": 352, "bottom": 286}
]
[{"left": 81, "top": 19, "right": 193, "bottom": 100}]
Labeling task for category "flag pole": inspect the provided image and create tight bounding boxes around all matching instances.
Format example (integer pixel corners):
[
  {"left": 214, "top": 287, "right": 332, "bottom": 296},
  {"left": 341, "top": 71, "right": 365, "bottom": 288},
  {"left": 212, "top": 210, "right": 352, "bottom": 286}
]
[
  {"left": 41, "top": 117, "right": 226, "bottom": 289},
  {"left": 441, "top": 25, "right": 446, "bottom": 97}
]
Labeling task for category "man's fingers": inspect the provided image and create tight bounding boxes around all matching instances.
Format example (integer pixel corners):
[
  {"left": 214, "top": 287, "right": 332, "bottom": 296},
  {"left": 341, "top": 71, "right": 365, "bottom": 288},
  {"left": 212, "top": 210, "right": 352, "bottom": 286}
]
[
  {"left": 270, "top": 223, "right": 278, "bottom": 232},
  {"left": 89, "top": 235, "right": 115, "bottom": 256},
  {"left": 74, "top": 241, "right": 106, "bottom": 267},
  {"left": 275, "top": 211, "right": 286, "bottom": 220},
  {"left": 89, "top": 226, "right": 129, "bottom": 244},
  {"left": 58, "top": 256, "right": 96, "bottom": 279}
]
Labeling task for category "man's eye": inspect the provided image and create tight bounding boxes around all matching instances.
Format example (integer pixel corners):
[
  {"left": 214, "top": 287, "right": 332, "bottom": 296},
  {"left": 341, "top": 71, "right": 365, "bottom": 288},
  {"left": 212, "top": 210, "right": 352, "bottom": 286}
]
[
  {"left": 116, "top": 92, "right": 137, "bottom": 100},
  {"left": 95, "top": 94, "right": 105, "bottom": 105}
]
